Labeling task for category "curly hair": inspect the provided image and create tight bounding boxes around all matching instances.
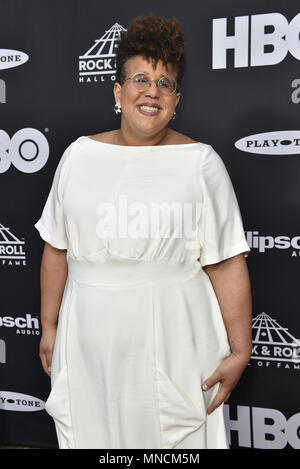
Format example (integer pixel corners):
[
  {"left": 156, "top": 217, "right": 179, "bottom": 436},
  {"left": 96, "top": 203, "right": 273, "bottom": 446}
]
[{"left": 115, "top": 12, "right": 187, "bottom": 92}]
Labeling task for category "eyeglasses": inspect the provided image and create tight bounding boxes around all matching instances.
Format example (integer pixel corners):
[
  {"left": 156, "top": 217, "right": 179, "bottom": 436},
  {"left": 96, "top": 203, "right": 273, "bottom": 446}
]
[{"left": 124, "top": 72, "right": 177, "bottom": 96}]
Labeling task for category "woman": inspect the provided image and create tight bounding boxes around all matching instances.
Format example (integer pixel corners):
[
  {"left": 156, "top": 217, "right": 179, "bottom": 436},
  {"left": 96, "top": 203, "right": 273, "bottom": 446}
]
[{"left": 35, "top": 13, "right": 252, "bottom": 449}]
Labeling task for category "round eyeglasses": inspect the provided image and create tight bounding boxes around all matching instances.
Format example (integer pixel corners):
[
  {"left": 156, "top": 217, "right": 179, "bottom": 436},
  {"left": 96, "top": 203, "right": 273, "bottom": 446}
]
[{"left": 124, "top": 72, "right": 177, "bottom": 96}]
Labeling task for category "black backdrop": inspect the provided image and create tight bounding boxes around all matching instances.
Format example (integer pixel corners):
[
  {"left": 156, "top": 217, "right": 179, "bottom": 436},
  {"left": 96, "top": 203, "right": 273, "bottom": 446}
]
[{"left": 0, "top": 0, "right": 300, "bottom": 449}]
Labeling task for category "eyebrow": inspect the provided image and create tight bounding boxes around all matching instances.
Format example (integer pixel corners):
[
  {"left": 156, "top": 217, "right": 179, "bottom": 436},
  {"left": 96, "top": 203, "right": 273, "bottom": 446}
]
[{"left": 138, "top": 71, "right": 174, "bottom": 80}]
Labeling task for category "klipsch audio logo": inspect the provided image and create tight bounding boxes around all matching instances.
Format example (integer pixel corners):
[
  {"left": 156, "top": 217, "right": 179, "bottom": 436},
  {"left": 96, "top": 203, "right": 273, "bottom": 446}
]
[
  {"left": 0, "top": 313, "right": 40, "bottom": 336},
  {"left": 250, "top": 312, "right": 300, "bottom": 370},
  {"left": 235, "top": 131, "right": 300, "bottom": 155},
  {"left": 79, "top": 22, "right": 126, "bottom": 83},
  {"left": 246, "top": 231, "right": 300, "bottom": 257},
  {"left": 212, "top": 12, "right": 300, "bottom": 69},
  {"left": 0, "top": 49, "right": 29, "bottom": 70},
  {"left": 0, "top": 222, "right": 26, "bottom": 266},
  {"left": 0, "top": 392, "right": 45, "bottom": 411}
]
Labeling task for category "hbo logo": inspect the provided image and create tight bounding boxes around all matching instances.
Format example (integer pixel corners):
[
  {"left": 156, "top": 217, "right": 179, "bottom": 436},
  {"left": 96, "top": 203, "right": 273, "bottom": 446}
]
[
  {"left": 224, "top": 405, "right": 300, "bottom": 449},
  {"left": 0, "top": 128, "right": 49, "bottom": 173},
  {"left": 213, "top": 12, "right": 300, "bottom": 69}
]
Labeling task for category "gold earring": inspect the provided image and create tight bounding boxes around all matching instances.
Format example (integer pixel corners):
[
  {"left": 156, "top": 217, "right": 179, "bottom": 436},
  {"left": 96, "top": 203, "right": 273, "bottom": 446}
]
[{"left": 114, "top": 102, "right": 121, "bottom": 114}]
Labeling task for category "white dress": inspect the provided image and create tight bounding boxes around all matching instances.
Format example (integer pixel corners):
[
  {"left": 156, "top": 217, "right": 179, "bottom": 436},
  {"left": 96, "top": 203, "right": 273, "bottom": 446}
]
[{"left": 34, "top": 135, "right": 250, "bottom": 449}]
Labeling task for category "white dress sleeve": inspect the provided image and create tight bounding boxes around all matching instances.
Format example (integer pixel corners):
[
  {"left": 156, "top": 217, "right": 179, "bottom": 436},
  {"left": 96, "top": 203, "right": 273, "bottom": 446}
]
[
  {"left": 198, "top": 144, "right": 251, "bottom": 266},
  {"left": 34, "top": 143, "right": 73, "bottom": 250}
]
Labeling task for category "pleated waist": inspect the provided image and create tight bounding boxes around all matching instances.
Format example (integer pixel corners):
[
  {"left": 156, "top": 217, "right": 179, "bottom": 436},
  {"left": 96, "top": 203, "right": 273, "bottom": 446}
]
[{"left": 67, "top": 253, "right": 202, "bottom": 287}]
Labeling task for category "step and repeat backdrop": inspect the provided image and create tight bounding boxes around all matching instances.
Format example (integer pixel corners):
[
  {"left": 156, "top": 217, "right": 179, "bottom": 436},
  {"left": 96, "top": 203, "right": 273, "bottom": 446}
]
[{"left": 0, "top": 0, "right": 300, "bottom": 449}]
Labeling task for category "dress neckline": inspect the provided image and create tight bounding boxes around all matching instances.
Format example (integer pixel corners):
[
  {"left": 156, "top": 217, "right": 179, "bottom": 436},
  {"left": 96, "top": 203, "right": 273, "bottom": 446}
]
[{"left": 85, "top": 135, "right": 201, "bottom": 150}]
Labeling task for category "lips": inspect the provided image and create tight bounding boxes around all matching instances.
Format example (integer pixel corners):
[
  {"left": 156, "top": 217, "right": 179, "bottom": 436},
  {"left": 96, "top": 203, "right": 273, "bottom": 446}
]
[
  {"left": 137, "top": 105, "right": 161, "bottom": 116},
  {"left": 137, "top": 103, "right": 162, "bottom": 117},
  {"left": 137, "top": 102, "right": 162, "bottom": 110}
]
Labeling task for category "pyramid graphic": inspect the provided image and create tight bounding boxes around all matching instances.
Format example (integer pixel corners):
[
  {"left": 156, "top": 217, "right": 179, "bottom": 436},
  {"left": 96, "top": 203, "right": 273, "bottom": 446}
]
[
  {"left": 79, "top": 23, "right": 126, "bottom": 77},
  {"left": 0, "top": 223, "right": 25, "bottom": 260},
  {"left": 251, "top": 312, "right": 300, "bottom": 363}
]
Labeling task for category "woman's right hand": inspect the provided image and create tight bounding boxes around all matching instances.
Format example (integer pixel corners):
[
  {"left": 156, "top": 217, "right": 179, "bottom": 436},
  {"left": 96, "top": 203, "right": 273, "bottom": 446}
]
[{"left": 39, "top": 325, "right": 57, "bottom": 377}]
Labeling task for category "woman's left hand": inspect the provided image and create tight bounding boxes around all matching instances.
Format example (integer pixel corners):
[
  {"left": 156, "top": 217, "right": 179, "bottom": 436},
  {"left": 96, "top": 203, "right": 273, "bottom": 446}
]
[{"left": 201, "top": 352, "right": 250, "bottom": 415}]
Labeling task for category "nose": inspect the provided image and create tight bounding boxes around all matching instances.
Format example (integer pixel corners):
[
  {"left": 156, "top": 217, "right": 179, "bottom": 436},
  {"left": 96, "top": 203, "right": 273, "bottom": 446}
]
[
  {"left": 145, "top": 80, "right": 160, "bottom": 97},
  {"left": 150, "top": 80, "right": 158, "bottom": 90}
]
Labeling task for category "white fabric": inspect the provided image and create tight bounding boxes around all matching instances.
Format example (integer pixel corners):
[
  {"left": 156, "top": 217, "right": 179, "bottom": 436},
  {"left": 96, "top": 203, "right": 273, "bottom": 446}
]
[{"left": 34, "top": 135, "right": 251, "bottom": 449}]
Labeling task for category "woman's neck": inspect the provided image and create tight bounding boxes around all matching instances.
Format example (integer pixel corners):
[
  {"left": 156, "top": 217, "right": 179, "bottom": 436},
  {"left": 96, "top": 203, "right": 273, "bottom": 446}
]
[{"left": 116, "top": 127, "right": 171, "bottom": 147}]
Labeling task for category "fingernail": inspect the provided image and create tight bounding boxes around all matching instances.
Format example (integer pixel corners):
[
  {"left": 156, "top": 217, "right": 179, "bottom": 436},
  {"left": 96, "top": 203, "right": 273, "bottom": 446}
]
[
  {"left": 48, "top": 367, "right": 51, "bottom": 372},
  {"left": 202, "top": 383, "right": 208, "bottom": 390}
]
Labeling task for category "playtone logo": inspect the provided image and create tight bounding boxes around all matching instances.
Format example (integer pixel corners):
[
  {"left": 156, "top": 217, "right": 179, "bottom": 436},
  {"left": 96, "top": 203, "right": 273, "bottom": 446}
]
[
  {"left": 213, "top": 12, "right": 300, "bottom": 69},
  {"left": 224, "top": 405, "right": 300, "bottom": 449},
  {"left": 0, "top": 49, "right": 29, "bottom": 70},
  {"left": 0, "top": 392, "right": 45, "bottom": 411},
  {"left": 235, "top": 130, "right": 300, "bottom": 155}
]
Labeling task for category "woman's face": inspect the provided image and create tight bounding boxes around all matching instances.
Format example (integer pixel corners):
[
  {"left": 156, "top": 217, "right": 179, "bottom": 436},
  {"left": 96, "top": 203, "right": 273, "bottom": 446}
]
[{"left": 113, "top": 55, "right": 181, "bottom": 138}]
